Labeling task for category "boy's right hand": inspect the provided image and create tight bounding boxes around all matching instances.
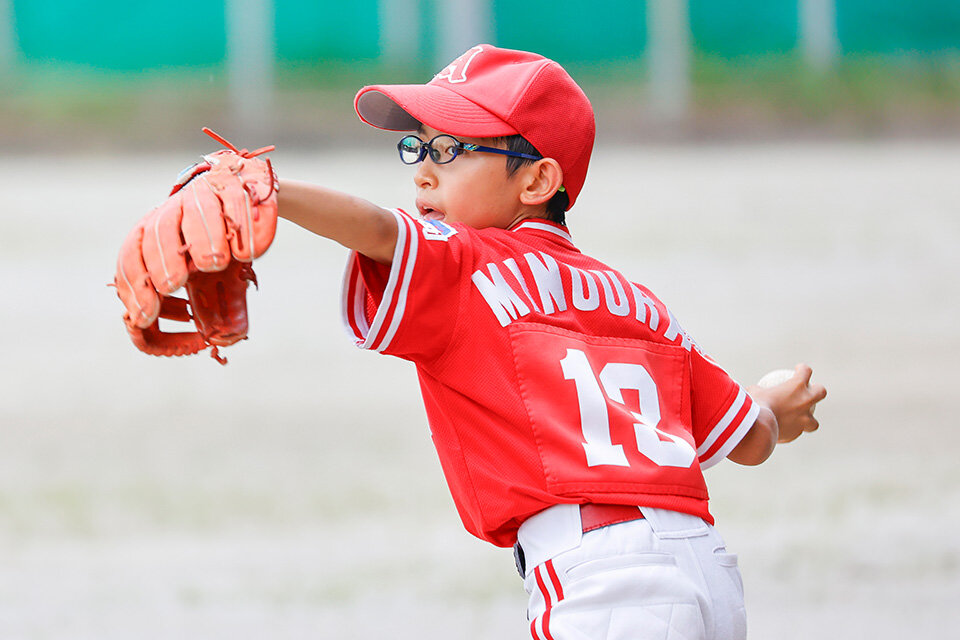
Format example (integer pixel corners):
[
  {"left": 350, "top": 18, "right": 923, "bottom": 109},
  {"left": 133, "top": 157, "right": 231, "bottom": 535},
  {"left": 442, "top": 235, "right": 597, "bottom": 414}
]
[{"left": 747, "top": 364, "right": 827, "bottom": 443}]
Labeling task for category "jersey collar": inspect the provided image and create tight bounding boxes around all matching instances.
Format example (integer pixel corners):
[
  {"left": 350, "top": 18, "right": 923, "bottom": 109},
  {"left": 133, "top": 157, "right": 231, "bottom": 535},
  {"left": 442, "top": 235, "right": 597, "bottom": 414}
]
[{"left": 509, "top": 218, "right": 574, "bottom": 245}]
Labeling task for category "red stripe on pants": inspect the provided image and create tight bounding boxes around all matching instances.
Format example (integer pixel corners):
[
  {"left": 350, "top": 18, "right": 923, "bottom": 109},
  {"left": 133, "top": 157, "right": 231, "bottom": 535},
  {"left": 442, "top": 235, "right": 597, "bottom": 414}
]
[
  {"left": 531, "top": 561, "right": 563, "bottom": 640},
  {"left": 545, "top": 559, "right": 564, "bottom": 601}
]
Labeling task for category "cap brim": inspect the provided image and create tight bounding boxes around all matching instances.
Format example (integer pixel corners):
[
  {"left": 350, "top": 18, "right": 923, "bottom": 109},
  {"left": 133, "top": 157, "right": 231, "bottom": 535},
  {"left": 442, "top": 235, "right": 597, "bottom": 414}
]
[{"left": 355, "top": 84, "right": 518, "bottom": 138}]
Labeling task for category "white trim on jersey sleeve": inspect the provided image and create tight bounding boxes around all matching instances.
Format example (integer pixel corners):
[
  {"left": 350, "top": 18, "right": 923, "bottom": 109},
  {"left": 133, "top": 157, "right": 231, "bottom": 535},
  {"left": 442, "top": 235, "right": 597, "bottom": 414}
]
[
  {"left": 696, "top": 387, "right": 761, "bottom": 470},
  {"left": 348, "top": 273, "right": 370, "bottom": 337},
  {"left": 340, "top": 209, "right": 419, "bottom": 353}
]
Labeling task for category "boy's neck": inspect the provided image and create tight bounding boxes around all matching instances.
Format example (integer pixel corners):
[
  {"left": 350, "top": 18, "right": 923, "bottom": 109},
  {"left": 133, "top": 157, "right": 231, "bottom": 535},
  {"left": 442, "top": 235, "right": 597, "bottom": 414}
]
[{"left": 501, "top": 204, "right": 550, "bottom": 230}]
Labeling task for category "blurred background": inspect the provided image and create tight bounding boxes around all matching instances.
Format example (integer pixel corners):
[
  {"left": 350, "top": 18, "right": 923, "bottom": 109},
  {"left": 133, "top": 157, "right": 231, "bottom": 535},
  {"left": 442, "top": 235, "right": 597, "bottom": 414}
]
[
  {"left": 1, "top": 2, "right": 959, "bottom": 639},
  {"left": 2, "top": 0, "right": 960, "bottom": 149}
]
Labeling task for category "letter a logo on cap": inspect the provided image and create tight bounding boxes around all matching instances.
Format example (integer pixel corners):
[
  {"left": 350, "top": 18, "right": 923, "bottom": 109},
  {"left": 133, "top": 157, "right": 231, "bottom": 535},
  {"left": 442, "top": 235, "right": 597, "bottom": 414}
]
[{"left": 434, "top": 45, "right": 484, "bottom": 84}]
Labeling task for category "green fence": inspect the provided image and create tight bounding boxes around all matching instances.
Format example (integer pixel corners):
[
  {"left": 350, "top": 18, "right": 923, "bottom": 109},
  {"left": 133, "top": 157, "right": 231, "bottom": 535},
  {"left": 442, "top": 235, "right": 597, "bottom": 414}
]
[
  {"left": 837, "top": 0, "right": 960, "bottom": 54},
  {"left": 9, "top": 0, "right": 960, "bottom": 73}
]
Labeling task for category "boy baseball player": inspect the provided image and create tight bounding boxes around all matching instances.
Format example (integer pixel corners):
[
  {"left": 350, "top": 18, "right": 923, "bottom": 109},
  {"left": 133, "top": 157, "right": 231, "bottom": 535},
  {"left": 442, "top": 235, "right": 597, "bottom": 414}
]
[
  {"left": 118, "top": 44, "right": 826, "bottom": 639},
  {"left": 277, "top": 44, "right": 826, "bottom": 639}
]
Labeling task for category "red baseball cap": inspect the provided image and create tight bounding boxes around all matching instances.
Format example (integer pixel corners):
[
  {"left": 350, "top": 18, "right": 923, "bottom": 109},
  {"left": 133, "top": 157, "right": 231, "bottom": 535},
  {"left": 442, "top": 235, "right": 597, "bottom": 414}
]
[{"left": 354, "top": 44, "right": 595, "bottom": 209}]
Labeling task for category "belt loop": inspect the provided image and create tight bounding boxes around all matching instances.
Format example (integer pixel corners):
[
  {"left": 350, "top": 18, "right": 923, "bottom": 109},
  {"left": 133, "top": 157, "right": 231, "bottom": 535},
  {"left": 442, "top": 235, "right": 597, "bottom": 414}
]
[{"left": 639, "top": 506, "right": 709, "bottom": 539}]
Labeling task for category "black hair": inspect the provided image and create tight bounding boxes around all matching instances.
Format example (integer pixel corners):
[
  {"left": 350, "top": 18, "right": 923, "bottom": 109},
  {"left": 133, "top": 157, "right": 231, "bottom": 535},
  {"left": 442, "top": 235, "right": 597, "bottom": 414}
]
[{"left": 495, "top": 135, "right": 569, "bottom": 226}]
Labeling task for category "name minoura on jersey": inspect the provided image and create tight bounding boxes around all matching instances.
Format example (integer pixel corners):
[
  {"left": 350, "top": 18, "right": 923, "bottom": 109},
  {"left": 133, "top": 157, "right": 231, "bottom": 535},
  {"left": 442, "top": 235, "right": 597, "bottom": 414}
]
[{"left": 341, "top": 211, "right": 758, "bottom": 548}]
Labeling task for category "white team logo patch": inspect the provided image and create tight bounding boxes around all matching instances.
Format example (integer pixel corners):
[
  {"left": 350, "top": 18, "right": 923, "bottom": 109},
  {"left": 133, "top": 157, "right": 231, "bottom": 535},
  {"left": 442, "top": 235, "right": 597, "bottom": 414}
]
[
  {"left": 434, "top": 45, "right": 484, "bottom": 84},
  {"left": 417, "top": 218, "right": 458, "bottom": 241}
]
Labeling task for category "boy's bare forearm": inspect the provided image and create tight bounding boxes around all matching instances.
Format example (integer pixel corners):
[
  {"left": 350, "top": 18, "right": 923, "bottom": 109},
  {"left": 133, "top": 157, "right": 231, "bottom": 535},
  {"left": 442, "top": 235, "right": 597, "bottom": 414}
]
[
  {"left": 727, "top": 405, "right": 778, "bottom": 466},
  {"left": 277, "top": 179, "right": 398, "bottom": 264}
]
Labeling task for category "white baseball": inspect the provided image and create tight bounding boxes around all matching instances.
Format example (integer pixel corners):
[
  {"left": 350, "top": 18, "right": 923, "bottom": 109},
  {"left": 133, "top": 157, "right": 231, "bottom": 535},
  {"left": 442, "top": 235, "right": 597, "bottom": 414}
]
[{"left": 757, "top": 368, "right": 796, "bottom": 389}]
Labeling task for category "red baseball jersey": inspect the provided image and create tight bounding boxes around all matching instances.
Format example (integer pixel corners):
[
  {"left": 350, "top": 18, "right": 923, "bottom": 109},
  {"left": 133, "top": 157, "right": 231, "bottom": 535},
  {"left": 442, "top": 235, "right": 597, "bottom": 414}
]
[{"left": 341, "top": 211, "right": 758, "bottom": 548}]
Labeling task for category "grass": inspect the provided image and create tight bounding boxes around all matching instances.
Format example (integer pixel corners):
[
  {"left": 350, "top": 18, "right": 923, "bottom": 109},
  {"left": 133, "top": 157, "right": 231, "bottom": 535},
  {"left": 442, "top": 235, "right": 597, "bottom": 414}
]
[
  {"left": 1, "top": 53, "right": 959, "bottom": 150},
  {"left": 693, "top": 53, "right": 960, "bottom": 126}
]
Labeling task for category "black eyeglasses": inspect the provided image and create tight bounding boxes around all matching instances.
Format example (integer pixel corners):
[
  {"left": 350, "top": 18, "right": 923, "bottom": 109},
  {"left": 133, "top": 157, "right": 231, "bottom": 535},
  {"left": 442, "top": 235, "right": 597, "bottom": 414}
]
[{"left": 397, "top": 134, "right": 542, "bottom": 165}]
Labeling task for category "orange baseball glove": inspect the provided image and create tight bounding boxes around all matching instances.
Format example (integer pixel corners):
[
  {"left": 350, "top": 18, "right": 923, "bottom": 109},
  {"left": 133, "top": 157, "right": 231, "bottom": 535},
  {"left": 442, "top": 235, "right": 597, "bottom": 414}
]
[{"left": 113, "top": 128, "right": 278, "bottom": 364}]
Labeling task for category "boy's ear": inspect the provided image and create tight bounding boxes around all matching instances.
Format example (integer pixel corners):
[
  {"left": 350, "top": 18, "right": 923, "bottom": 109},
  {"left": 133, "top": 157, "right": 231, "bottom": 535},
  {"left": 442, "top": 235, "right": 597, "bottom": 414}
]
[{"left": 519, "top": 158, "right": 564, "bottom": 207}]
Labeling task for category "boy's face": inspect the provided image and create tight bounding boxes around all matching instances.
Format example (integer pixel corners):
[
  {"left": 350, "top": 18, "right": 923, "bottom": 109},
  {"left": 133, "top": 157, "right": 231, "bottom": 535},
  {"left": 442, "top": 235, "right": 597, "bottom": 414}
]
[{"left": 412, "top": 125, "right": 531, "bottom": 230}]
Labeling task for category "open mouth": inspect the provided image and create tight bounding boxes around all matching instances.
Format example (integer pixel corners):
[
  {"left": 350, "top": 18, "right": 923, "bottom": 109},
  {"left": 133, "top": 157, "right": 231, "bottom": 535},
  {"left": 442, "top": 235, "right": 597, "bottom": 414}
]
[{"left": 416, "top": 200, "right": 445, "bottom": 222}]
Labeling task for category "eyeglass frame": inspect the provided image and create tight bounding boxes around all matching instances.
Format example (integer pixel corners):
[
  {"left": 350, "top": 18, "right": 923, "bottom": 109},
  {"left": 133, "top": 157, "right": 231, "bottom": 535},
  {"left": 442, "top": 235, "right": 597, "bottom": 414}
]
[{"left": 397, "top": 133, "right": 542, "bottom": 166}]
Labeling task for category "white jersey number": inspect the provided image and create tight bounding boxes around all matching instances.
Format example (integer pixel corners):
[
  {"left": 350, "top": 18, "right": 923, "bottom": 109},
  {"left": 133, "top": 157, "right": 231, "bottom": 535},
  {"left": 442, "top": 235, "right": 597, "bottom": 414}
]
[{"left": 560, "top": 348, "right": 696, "bottom": 469}]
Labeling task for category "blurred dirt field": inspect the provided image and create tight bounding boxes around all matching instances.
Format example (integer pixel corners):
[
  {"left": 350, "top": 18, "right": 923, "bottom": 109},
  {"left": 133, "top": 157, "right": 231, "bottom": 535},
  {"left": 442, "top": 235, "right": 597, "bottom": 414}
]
[{"left": 1, "top": 141, "right": 958, "bottom": 639}]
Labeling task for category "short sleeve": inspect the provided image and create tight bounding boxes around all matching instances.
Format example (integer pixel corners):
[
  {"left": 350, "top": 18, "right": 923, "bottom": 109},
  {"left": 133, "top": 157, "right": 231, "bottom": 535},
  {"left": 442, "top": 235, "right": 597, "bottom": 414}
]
[
  {"left": 340, "top": 208, "right": 471, "bottom": 362},
  {"left": 689, "top": 346, "right": 760, "bottom": 469}
]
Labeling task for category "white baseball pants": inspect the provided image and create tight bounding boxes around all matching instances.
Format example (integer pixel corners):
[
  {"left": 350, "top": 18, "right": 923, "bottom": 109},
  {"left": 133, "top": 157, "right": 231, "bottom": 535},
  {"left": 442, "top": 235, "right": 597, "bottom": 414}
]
[{"left": 518, "top": 504, "right": 747, "bottom": 640}]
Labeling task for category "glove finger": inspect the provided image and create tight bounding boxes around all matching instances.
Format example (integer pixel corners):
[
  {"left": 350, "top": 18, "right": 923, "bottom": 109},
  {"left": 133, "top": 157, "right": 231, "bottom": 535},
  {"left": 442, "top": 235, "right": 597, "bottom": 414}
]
[
  {"left": 210, "top": 170, "right": 258, "bottom": 262},
  {"left": 242, "top": 161, "right": 279, "bottom": 259},
  {"left": 141, "top": 196, "right": 190, "bottom": 295},
  {"left": 248, "top": 184, "right": 278, "bottom": 260},
  {"left": 181, "top": 179, "right": 231, "bottom": 272},
  {"left": 200, "top": 151, "right": 279, "bottom": 261},
  {"left": 115, "top": 222, "right": 160, "bottom": 329}
]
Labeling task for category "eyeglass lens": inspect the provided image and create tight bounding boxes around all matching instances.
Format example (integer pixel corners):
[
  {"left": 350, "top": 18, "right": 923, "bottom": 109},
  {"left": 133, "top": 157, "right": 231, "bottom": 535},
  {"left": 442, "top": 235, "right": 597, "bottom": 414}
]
[{"left": 398, "top": 135, "right": 461, "bottom": 165}]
